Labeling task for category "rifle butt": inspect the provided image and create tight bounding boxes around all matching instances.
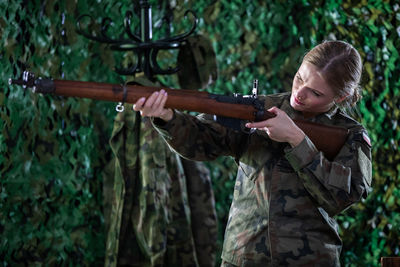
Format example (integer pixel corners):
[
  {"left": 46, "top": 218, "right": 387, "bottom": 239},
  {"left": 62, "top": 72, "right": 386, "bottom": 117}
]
[{"left": 294, "top": 119, "right": 349, "bottom": 160}]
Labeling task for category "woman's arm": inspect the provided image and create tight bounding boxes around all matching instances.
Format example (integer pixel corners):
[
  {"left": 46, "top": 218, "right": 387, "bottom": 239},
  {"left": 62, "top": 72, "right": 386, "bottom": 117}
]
[
  {"left": 245, "top": 104, "right": 372, "bottom": 216},
  {"left": 134, "top": 90, "right": 244, "bottom": 161},
  {"left": 284, "top": 127, "right": 372, "bottom": 216}
]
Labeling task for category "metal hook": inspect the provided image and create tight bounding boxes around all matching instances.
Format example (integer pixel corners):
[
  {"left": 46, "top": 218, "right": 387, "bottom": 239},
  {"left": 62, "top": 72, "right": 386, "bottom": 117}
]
[
  {"left": 76, "top": 1, "right": 198, "bottom": 78},
  {"left": 116, "top": 102, "right": 125, "bottom": 112}
]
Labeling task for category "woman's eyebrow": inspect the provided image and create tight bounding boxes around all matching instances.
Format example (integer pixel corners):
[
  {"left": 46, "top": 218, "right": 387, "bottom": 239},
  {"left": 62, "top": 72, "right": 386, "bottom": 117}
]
[{"left": 302, "top": 71, "right": 327, "bottom": 95}]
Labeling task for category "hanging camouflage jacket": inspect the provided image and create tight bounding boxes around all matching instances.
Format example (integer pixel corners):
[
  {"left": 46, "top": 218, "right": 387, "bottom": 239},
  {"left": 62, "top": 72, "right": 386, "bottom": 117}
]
[
  {"left": 103, "top": 83, "right": 217, "bottom": 266},
  {"left": 152, "top": 92, "right": 372, "bottom": 266}
]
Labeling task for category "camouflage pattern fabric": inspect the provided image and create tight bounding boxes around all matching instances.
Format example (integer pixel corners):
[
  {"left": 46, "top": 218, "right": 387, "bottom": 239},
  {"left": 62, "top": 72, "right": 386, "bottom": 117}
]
[
  {"left": 181, "top": 159, "right": 219, "bottom": 265},
  {"left": 104, "top": 78, "right": 217, "bottom": 267},
  {"left": 152, "top": 92, "right": 372, "bottom": 266},
  {"left": 177, "top": 34, "right": 218, "bottom": 90}
]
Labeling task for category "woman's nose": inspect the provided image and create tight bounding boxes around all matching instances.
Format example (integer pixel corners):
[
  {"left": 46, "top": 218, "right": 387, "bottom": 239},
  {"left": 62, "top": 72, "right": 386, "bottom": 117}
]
[{"left": 297, "top": 87, "right": 307, "bottom": 99}]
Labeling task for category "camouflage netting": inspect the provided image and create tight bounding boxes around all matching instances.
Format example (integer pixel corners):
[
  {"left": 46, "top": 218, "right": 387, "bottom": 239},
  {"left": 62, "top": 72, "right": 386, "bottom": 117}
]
[{"left": 1, "top": 0, "right": 399, "bottom": 266}]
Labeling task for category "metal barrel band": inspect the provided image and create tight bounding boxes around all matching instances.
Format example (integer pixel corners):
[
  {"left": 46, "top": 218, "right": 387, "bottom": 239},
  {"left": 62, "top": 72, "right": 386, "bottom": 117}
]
[{"left": 116, "top": 83, "right": 128, "bottom": 112}]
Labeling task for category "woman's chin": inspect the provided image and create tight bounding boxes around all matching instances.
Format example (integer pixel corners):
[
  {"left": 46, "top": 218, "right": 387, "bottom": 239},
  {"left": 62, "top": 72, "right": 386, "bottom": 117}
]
[{"left": 290, "top": 100, "right": 305, "bottom": 111}]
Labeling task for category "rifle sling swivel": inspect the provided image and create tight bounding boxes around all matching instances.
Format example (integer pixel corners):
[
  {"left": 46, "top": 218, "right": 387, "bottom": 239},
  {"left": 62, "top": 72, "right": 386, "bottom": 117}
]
[{"left": 116, "top": 83, "right": 128, "bottom": 112}]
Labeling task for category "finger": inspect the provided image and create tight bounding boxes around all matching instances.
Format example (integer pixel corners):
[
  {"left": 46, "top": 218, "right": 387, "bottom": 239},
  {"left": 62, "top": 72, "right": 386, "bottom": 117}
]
[
  {"left": 133, "top": 97, "right": 146, "bottom": 111},
  {"left": 246, "top": 121, "right": 269, "bottom": 129},
  {"left": 267, "top": 106, "right": 280, "bottom": 115},
  {"left": 144, "top": 91, "right": 159, "bottom": 109},
  {"left": 153, "top": 89, "right": 166, "bottom": 109},
  {"left": 148, "top": 91, "right": 167, "bottom": 117},
  {"left": 159, "top": 90, "right": 168, "bottom": 110}
]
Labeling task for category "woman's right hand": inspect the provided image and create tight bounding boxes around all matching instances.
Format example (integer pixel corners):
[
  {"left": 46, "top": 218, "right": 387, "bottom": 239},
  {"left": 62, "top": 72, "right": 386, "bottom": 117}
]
[
  {"left": 245, "top": 106, "right": 305, "bottom": 147},
  {"left": 133, "top": 89, "right": 174, "bottom": 121}
]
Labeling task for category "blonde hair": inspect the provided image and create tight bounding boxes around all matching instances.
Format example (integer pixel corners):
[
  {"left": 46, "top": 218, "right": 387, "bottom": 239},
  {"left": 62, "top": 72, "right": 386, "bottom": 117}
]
[{"left": 303, "top": 40, "right": 362, "bottom": 108}]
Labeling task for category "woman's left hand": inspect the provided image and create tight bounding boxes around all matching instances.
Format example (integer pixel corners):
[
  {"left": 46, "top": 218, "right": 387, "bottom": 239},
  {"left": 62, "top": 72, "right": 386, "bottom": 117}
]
[{"left": 245, "top": 106, "right": 305, "bottom": 147}]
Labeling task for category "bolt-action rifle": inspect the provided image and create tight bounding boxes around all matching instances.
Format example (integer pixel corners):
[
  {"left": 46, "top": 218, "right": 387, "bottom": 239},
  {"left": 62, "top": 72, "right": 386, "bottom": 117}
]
[{"left": 9, "top": 71, "right": 348, "bottom": 160}]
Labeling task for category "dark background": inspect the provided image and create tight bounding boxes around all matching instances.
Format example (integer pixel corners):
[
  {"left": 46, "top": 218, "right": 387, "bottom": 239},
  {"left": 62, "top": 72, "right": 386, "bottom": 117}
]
[{"left": 1, "top": 0, "right": 399, "bottom": 266}]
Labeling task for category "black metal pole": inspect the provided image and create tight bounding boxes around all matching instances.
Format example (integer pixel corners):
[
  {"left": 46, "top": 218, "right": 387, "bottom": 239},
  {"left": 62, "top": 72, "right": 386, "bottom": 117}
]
[
  {"left": 140, "top": 0, "right": 152, "bottom": 42},
  {"left": 140, "top": 0, "right": 152, "bottom": 78}
]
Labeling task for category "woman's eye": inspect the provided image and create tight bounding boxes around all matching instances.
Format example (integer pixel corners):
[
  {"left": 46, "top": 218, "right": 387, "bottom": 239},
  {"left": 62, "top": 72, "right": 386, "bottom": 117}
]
[{"left": 313, "top": 91, "right": 321, "bottom": 97}]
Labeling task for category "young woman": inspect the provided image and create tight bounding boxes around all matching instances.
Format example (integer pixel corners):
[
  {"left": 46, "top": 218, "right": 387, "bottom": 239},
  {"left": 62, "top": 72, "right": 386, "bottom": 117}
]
[{"left": 133, "top": 40, "right": 372, "bottom": 266}]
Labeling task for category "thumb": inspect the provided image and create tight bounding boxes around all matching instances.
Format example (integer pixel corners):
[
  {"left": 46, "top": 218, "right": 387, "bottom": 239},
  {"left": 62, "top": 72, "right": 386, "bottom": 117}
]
[{"left": 267, "top": 106, "right": 280, "bottom": 115}]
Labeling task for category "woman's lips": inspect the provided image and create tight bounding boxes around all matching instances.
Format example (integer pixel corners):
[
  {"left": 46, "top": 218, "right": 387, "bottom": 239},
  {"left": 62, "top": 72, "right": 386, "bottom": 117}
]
[{"left": 294, "top": 97, "right": 304, "bottom": 105}]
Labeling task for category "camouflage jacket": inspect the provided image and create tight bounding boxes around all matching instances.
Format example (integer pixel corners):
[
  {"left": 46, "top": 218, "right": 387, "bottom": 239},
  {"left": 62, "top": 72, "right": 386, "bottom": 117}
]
[
  {"left": 153, "top": 92, "right": 372, "bottom": 266},
  {"left": 104, "top": 100, "right": 217, "bottom": 266}
]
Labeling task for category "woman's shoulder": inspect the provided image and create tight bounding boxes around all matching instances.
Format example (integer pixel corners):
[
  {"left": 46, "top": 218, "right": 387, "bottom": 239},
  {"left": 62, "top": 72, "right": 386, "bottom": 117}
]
[
  {"left": 333, "top": 112, "right": 370, "bottom": 146},
  {"left": 334, "top": 110, "right": 365, "bottom": 129}
]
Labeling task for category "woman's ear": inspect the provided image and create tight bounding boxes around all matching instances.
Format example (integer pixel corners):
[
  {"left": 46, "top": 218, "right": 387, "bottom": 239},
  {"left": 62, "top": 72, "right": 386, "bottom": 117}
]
[{"left": 335, "top": 93, "right": 349, "bottom": 104}]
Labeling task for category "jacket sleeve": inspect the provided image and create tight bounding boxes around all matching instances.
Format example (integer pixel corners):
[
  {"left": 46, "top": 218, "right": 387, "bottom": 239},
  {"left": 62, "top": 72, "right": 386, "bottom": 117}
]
[
  {"left": 151, "top": 111, "right": 244, "bottom": 161},
  {"left": 284, "top": 126, "right": 372, "bottom": 216}
]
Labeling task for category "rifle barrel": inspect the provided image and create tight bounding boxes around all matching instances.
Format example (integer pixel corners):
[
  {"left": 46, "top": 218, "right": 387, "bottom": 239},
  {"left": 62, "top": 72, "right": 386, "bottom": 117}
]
[{"left": 52, "top": 80, "right": 262, "bottom": 121}]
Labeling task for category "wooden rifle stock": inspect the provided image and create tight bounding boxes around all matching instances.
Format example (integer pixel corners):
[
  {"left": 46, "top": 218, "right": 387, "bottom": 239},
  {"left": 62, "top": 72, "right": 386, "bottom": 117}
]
[{"left": 9, "top": 73, "right": 349, "bottom": 160}]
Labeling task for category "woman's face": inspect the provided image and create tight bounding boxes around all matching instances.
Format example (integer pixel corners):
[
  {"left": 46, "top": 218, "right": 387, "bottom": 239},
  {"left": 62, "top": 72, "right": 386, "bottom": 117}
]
[{"left": 290, "top": 62, "right": 337, "bottom": 118}]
